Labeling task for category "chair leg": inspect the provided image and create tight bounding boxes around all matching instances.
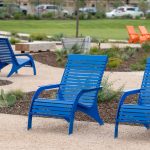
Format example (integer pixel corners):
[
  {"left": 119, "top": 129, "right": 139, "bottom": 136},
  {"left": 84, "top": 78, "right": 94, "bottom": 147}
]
[
  {"left": 79, "top": 104, "right": 104, "bottom": 125},
  {"left": 0, "top": 63, "right": 8, "bottom": 72},
  {"left": 89, "top": 108, "right": 104, "bottom": 125},
  {"left": 30, "top": 60, "right": 36, "bottom": 75},
  {"left": 114, "top": 121, "right": 119, "bottom": 138},
  {"left": 144, "top": 124, "right": 150, "bottom": 129},
  {"left": 28, "top": 114, "right": 33, "bottom": 130},
  {"left": 68, "top": 118, "right": 75, "bottom": 135},
  {"left": 7, "top": 66, "right": 17, "bottom": 77}
]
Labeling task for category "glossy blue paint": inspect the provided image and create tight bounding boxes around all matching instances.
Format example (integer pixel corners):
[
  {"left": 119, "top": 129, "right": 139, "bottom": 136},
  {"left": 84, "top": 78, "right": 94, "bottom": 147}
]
[
  {"left": 0, "top": 38, "right": 36, "bottom": 77},
  {"left": 28, "top": 54, "right": 108, "bottom": 134},
  {"left": 115, "top": 58, "right": 150, "bottom": 138}
]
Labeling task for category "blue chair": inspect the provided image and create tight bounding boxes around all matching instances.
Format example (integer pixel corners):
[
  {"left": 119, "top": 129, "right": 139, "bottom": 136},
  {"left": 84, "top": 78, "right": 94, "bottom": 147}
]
[
  {"left": 0, "top": 38, "right": 36, "bottom": 77},
  {"left": 28, "top": 54, "right": 108, "bottom": 134},
  {"left": 115, "top": 58, "right": 150, "bottom": 138}
]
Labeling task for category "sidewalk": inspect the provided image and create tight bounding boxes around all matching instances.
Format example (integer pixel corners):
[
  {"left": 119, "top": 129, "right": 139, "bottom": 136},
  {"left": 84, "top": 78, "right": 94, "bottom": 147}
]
[
  {"left": 0, "top": 114, "right": 149, "bottom": 150},
  {"left": 0, "top": 61, "right": 144, "bottom": 92}
]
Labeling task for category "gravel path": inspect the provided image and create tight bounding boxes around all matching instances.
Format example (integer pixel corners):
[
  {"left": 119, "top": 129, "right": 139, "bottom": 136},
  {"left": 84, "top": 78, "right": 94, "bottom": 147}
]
[
  {"left": 0, "top": 60, "right": 143, "bottom": 92},
  {"left": 0, "top": 114, "right": 149, "bottom": 150}
]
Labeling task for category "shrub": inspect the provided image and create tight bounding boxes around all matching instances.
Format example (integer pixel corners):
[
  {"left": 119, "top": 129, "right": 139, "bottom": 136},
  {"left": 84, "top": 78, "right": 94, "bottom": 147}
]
[
  {"left": 91, "top": 37, "right": 99, "bottom": 43},
  {"left": 95, "top": 11, "right": 106, "bottom": 19},
  {"left": 26, "top": 14, "right": 39, "bottom": 20},
  {"left": 146, "top": 13, "right": 150, "bottom": 19},
  {"left": 124, "top": 47, "right": 138, "bottom": 57},
  {"left": 42, "top": 12, "right": 54, "bottom": 19},
  {"left": 131, "top": 63, "right": 145, "bottom": 71},
  {"left": 30, "top": 33, "right": 47, "bottom": 41},
  {"left": 13, "top": 12, "right": 24, "bottom": 20},
  {"left": 55, "top": 49, "right": 67, "bottom": 66},
  {"left": 68, "top": 44, "right": 82, "bottom": 54},
  {"left": 56, "top": 44, "right": 83, "bottom": 66},
  {"left": 142, "top": 42, "right": 150, "bottom": 52},
  {"left": 50, "top": 33, "right": 64, "bottom": 41},
  {"left": 131, "top": 56, "right": 146, "bottom": 71},
  {"left": 108, "top": 57, "right": 122, "bottom": 69},
  {"left": 0, "top": 89, "right": 24, "bottom": 107},
  {"left": 98, "top": 76, "right": 123, "bottom": 103},
  {"left": 10, "top": 38, "right": 20, "bottom": 44},
  {"left": 120, "top": 53, "right": 130, "bottom": 61},
  {"left": 7, "top": 89, "right": 24, "bottom": 100},
  {"left": 90, "top": 47, "right": 101, "bottom": 55}
]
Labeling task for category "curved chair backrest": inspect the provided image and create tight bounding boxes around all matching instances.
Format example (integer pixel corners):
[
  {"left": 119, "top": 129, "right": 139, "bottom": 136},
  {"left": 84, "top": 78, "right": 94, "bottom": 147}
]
[
  {"left": 138, "top": 58, "right": 150, "bottom": 105},
  {"left": 57, "top": 54, "right": 108, "bottom": 106},
  {"left": 127, "top": 26, "right": 137, "bottom": 35},
  {"left": 139, "top": 26, "right": 148, "bottom": 35},
  {"left": 0, "top": 38, "right": 16, "bottom": 64}
]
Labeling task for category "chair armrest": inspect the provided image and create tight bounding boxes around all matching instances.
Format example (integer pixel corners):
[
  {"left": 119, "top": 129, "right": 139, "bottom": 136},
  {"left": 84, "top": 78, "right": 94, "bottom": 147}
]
[
  {"left": 15, "top": 53, "right": 33, "bottom": 60},
  {"left": 32, "top": 84, "right": 60, "bottom": 100},
  {"left": 73, "top": 87, "right": 102, "bottom": 108},
  {"left": 118, "top": 88, "right": 141, "bottom": 107}
]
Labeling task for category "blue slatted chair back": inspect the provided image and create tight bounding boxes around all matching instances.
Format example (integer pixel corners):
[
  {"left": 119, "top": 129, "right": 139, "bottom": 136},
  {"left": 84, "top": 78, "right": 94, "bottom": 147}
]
[
  {"left": 57, "top": 54, "right": 108, "bottom": 107},
  {"left": 0, "top": 38, "right": 16, "bottom": 64},
  {"left": 138, "top": 58, "right": 150, "bottom": 105}
]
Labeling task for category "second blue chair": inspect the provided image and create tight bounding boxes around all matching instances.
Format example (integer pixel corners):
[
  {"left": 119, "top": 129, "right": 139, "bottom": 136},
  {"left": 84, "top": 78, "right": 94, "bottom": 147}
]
[
  {"left": 115, "top": 58, "right": 150, "bottom": 138},
  {"left": 0, "top": 38, "right": 36, "bottom": 77}
]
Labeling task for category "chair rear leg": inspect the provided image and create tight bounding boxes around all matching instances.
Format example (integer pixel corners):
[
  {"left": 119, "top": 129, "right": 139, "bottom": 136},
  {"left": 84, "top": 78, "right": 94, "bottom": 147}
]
[
  {"left": 0, "top": 63, "right": 8, "bottom": 72},
  {"left": 28, "top": 114, "right": 33, "bottom": 130},
  {"left": 91, "top": 108, "right": 104, "bottom": 125},
  {"left": 88, "top": 105, "right": 104, "bottom": 125},
  {"left": 114, "top": 121, "right": 119, "bottom": 138},
  {"left": 144, "top": 124, "right": 150, "bottom": 129},
  {"left": 30, "top": 60, "right": 36, "bottom": 75}
]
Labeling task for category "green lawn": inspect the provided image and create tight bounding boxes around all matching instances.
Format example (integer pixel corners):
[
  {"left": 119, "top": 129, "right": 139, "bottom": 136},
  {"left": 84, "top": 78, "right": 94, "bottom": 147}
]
[{"left": 0, "top": 19, "right": 150, "bottom": 40}]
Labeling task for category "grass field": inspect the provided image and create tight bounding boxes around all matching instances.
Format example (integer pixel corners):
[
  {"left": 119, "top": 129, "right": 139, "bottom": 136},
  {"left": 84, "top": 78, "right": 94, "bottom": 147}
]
[{"left": 0, "top": 19, "right": 150, "bottom": 40}]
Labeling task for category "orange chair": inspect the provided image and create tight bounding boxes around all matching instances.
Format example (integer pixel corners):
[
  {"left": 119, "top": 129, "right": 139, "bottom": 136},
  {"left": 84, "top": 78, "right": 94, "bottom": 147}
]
[
  {"left": 138, "top": 26, "right": 150, "bottom": 41},
  {"left": 126, "top": 26, "right": 146, "bottom": 44}
]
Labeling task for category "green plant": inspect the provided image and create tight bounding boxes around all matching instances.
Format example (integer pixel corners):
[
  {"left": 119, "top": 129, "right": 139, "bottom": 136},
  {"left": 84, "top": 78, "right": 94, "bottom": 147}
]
[
  {"left": 95, "top": 11, "right": 106, "bottom": 19},
  {"left": 98, "top": 76, "right": 123, "bottom": 103},
  {"left": 120, "top": 53, "right": 130, "bottom": 61},
  {"left": 68, "top": 44, "right": 83, "bottom": 54},
  {"left": 0, "top": 89, "right": 23, "bottom": 107},
  {"left": 125, "top": 47, "right": 138, "bottom": 57},
  {"left": 10, "top": 38, "right": 20, "bottom": 44},
  {"left": 131, "top": 63, "right": 145, "bottom": 71},
  {"left": 142, "top": 42, "right": 150, "bottom": 52},
  {"left": 90, "top": 47, "right": 101, "bottom": 55},
  {"left": 42, "top": 12, "right": 54, "bottom": 19},
  {"left": 146, "top": 13, "right": 150, "bottom": 19},
  {"left": 13, "top": 12, "right": 24, "bottom": 20},
  {"left": 50, "top": 33, "right": 64, "bottom": 41},
  {"left": 7, "top": 89, "right": 24, "bottom": 100},
  {"left": 91, "top": 37, "right": 99, "bottom": 43},
  {"left": 55, "top": 49, "right": 67, "bottom": 66},
  {"left": 130, "top": 56, "right": 147, "bottom": 71},
  {"left": 108, "top": 57, "right": 122, "bottom": 69},
  {"left": 26, "top": 14, "right": 39, "bottom": 20},
  {"left": 30, "top": 33, "right": 47, "bottom": 41}
]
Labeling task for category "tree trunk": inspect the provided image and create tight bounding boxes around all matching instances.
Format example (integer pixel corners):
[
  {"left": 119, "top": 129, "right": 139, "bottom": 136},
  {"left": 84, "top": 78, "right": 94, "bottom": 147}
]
[
  {"left": 126, "top": 0, "right": 130, "bottom": 4},
  {"left": 76, "top": 0, "right": 79, "bottom": 38}
]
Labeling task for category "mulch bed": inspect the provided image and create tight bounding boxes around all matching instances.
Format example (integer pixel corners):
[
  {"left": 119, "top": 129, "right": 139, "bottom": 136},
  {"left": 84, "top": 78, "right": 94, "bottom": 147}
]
[
  {"left": 0, "top": 80, "right": 13, "bottom": 86},
  {"left": 32, "top": 51, "right": 145, "bottom": 72},
  {"left": 0, "top": 90, "right": 138, "bottom": 124}
]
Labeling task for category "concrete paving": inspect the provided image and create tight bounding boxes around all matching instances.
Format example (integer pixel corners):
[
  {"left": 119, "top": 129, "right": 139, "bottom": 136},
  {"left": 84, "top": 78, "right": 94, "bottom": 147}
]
[
  {"left": 0, "top": 114, "right": 149, "bottom": 150},
  {"left": 0, "top": 60, "right": 144, "bottom": 92}
]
